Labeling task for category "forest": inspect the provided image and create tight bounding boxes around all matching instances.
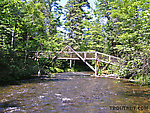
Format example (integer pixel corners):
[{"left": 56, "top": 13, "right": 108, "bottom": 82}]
[{"left": 0, "top": 0, "right": 149, "bottom": 85}]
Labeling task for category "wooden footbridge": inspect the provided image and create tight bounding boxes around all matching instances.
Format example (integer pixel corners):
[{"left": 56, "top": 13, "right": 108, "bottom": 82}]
[{"left": 34, "top": 46, "right": 121, "bottom": 76}]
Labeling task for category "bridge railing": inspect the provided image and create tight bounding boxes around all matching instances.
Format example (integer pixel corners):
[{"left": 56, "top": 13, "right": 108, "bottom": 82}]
[
  {"left": 97, "top": 52, "right": 121, "bottom": 65},
  {"left": 57, "top": 51, "right": 96, "bottom": 60},
  {"left": 30, "top": 51, "right": 121, "bottom": 65}
]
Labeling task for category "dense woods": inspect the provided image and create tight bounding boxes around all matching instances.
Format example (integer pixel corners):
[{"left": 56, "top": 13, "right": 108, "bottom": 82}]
[{"left": 0, "top": 0, "right": 149, "bottom": 85}]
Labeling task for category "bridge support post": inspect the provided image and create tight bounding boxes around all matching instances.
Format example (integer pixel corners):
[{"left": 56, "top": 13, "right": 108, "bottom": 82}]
[
  {"left": 95, "top": 60, "right": 99, "bottom": 76},
  {"left": 95, "top": 60, "right": 97, "bottom": 76},
  {"left": 95, "top": 52, "right": 98, "bottom": 76},
  {"left": 70, "top": 50, "right": 72, "bottom": 69},
  {"left": 36, "top": 52, "right": 41, "bottom": 76},
  {"left": 97, "top": 61, "right": 100, "bottom": 75},
  {"left": 70, "top": 60, "right": 72, "bottom": 69}
]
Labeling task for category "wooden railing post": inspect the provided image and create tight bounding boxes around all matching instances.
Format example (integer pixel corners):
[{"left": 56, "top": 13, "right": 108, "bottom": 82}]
[
  {"left": 95, "top": 52, "right": 98, "bottom": 76},
  {"left": 109, "top": 56, "right": 111, "bottom": 64},
  {"left": 84, "top": 52, "right": 86, "bottom": 60}
]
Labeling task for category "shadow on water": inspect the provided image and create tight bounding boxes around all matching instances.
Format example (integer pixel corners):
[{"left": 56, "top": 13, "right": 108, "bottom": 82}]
[
  {"left": 0, "top": 75, "right": 71, "bottom": 87},
  {"left": 0, "top": 100, "right": 20, "bottom": 112},
  {"left": 120, "top": 79, "right": 150, "bottom": 87},
  {"left": 0, "top": 72, "right": 91, "bottom": 87},
  {"left": 119, "top": 90, "right": 150, "bottom": 98},
  {"left": 116, "top": 80, "right": 150, "bottom": 101},
  {"left": 0, "top": 78, "right": 64, "bottom": 87},
  {"left": 0, "top": 100, "right": 19, "bottom": 108},
  {"left": 18, "top": 77, "right": 70, "bottom": 85},
  {"left": 0, "top": 76, "right": 40, "bottom": 87}
]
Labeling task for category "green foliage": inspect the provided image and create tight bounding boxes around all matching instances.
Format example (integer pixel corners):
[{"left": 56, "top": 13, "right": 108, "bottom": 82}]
[
  {"left": 64, "top": 0, "right": 91, "bottom": 50},
  {"left": 95, "top": 0, "right": 150, "bottom": 84},
  {"left": 0, "top": 49, "right": 38, "bottom": 84},
  {"left": 0, "top": 0, "right": 63, "bottom": 84}
]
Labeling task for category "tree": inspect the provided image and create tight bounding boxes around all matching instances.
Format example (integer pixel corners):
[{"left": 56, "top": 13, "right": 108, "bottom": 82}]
[
  {"left": 41, "top": 0, "right": 63, "bottom": 51},
  {"left": 95, "top": 0, "right": 120, "bottom": 55},
  {"left": 0, "top": 0, "right": 64, "bottom": 84},
  {"left": 95, "top": 0, "right": 150, "bottom": 84},
  {"left": 64, "top": 0, "right": 91, "bottom": 50}
]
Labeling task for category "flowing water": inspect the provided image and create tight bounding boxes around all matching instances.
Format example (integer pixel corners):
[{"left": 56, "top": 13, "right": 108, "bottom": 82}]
[{"left": 0, "top": 72, "right": 149, "bottom": 113}]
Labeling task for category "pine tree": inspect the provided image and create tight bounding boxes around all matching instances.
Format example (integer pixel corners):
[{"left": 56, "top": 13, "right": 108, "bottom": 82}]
[{"left": 64, "top": 0, "right": 91, "bottom": 50}]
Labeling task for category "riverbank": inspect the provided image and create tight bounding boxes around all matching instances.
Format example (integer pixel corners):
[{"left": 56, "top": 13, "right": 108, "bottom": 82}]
[{"left": 92, "top": 73, "right": 150, "bottom": 87}]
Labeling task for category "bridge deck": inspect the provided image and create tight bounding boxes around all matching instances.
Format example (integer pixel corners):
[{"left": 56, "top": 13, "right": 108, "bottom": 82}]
[{"left": 33, "top": 46, "right": 121, "bottom": 75}]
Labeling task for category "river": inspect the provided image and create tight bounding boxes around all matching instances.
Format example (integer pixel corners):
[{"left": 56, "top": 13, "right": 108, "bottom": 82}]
[{"left": 0, "top": 72, "right": 149, "bottom": 113}]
